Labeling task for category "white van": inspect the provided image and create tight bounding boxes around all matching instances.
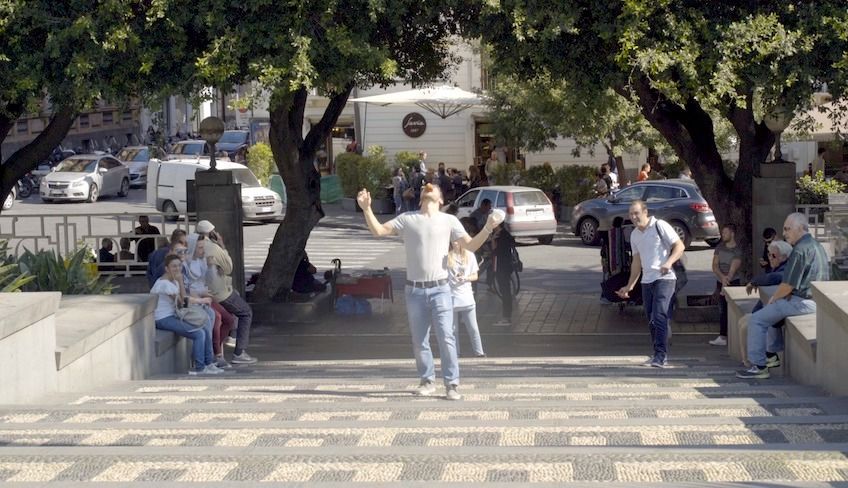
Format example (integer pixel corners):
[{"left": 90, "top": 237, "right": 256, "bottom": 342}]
[{"left": 147, "top": 159, "right": 283, "bottom": 221}]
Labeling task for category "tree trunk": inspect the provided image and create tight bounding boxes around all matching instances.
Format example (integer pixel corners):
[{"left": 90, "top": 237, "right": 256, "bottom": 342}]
[
  {"left": 252, "top": 84, "right": 354, "bottom": 303},
  {"left": 0, "top": 106, "right": 77, "bottom": 211},
  {"left": 630, "top": 78, "right": 771, "bottom": 277}
]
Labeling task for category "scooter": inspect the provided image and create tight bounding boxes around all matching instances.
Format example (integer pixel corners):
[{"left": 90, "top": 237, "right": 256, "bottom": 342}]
[{"left": 16, "top": 173, "right": 37, "bottom": 198}]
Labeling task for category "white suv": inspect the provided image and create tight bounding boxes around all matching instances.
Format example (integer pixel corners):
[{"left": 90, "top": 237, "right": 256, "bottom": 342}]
[{"left": 454, "top": 186, "right": 557, "bottom": 244}]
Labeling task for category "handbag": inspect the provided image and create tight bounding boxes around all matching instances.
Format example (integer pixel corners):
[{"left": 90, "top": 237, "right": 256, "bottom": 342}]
[
  {"left": 655, "top": 221, "right": 688, "bottom": 291},
  {"left": 402, "top": 187, "right": 414, "bottom": 200},
  {"left": 174, "top": 296, "right": 208, "bottom": 327}
]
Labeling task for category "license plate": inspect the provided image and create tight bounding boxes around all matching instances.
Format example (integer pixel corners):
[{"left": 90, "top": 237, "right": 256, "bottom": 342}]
[
  {"left": 257, "top": 207, "right": 273, "bottom": 213},
  {"left": 50, "top": 191, "right": 64, "bottom": 196}
]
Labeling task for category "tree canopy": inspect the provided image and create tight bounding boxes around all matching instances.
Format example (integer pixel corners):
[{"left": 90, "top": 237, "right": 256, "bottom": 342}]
[
  {"left": 0, "top": 0, "right": 206, "bottom": 204},
  {"left": 476, "top": 0, "right": 848, "bottom": 267}
]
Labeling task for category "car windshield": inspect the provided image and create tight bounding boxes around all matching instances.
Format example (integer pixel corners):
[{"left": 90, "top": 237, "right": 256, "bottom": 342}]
[
  {"left": 56, "top": 158, "right": 97, "bottom": 173},
  {"left": 219, "top": 132, "right": 248, "bottom": 144},
  {"left": 116, "top": 147, "right": 149, "bottom": 162},
  {"left": 172, "top": 142, "right": 205, "bottom": 155},
  {"left": 229, "top": 168, "right": 261, "bottom": 187}
]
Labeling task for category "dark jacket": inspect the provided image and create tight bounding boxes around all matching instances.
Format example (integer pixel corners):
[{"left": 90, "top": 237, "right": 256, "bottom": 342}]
[
  {"left": 751, "top": 261, "right": 787, "bottom": 287},
  {"left": 146, "top": 245, "right": 170, "bottom": 288},
  {"left": 494, "top": 231, "right": 516, "bottom": 274}
]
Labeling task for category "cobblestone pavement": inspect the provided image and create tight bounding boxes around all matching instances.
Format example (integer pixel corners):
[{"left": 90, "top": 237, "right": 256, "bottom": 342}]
[{"left": 2, "top": 355, "right": 848, "bottom": 484}]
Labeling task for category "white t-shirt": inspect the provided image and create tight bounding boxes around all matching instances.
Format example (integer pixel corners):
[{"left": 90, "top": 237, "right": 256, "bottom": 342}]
[
  {"left": 608, "top": 171, "right": 620, "bottom": 190},
  {"left": 448, "top": 249, "right": 479, "bottom": 309},
  {"left": 150, "top": 278, "right": 179, "bottom": 320},
  {"left": 629, "top": 217, "right": 679, "bottom": 284},
  {"left": 388, "top": 211, "right": 469, "bottom": 282}
]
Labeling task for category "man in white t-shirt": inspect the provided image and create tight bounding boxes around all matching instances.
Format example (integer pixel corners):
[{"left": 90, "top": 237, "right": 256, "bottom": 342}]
[
  {"left": 357, "top": 183, "right": 503, "bottom": 400},
  {"left": 616, "top": 200, "right": 684, "bottom": 368}
]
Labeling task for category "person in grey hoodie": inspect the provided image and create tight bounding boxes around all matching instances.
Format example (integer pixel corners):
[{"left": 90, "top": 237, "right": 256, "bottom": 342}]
[
  {"left": 195, "top": 220, "right": 258, "bottom": 365},
  {"left": 183, "top": 233, "right": 235, "bottom": 369}
]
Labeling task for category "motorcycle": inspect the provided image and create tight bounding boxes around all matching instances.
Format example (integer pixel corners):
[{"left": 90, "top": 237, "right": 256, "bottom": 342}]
[{"left": 16, "top": 173, "right": 37, "bottom": 199}]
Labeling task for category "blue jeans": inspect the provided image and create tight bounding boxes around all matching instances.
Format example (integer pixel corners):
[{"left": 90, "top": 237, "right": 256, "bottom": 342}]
[
  {"left": 642, "top": 279, "right": 676, "bottom": 361},
  {"left": 454, "top": 305, "right": 484, "bottom": 357},
  {"left": 405, "top": 284, "right": 459, "bottom": 386},
  {"left": 747, "top": 295, "right": 816, "bottom": 367},
  {"left": 155, "top": 314, "right": 214, "bottom": 370}
]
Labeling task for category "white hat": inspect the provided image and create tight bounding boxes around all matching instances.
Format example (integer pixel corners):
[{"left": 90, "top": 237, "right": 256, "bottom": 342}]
[{"left": 196, "top": 220, "right": 215, "bottom": 234}]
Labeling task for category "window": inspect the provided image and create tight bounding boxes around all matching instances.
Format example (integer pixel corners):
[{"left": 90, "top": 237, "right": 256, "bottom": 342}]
[
  {"left": 456, "top": 190, "right": 479, "bottom": 208},
  {"left": 644, "top": 185, "right": 686, "bottom": 202},
  {"left": 496, "top": 192, "right": 507, "bottom": 208},
  {"left": 79, "top": 114, "right": 89, "bottom": 128},
  {"left": 613, "top": 186, "right": 645, "bottom": 203},
  {"left": 16, "top": 120, "right": 28, "bottom": 134},
  {"left": 102, "top": 111, "right": 114, "bottom": 125},
  {"left": 513, "top": 191, "right": 549, "bottom": 206},
  {"left": 479, "top": 190, "right": 499, "bottom": 208}
]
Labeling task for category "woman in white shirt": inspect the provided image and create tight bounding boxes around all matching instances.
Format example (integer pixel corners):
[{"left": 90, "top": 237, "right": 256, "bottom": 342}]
[
  {"left": 151, "top": 254, "right": 221, "bottom": 375},
  {"left": 448, "top": 240, "right": 485, "bottom": 357}
]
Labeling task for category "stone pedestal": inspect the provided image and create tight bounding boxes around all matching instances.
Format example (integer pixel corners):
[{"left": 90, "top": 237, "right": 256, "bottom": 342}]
[
  {"left": 194, "top": 169, "right": 245, "bottom": 296},
  {"left": 752, "top": 162, "right": 796, "bottom": 277}
]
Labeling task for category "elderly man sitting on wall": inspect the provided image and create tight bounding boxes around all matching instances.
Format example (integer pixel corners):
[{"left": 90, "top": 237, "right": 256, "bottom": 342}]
[
  {"left": 737, "top": 213, "right": 829, "bottom": 379},
  {"left": 736, "top": 239, "right": 793, "bottom": 367}
]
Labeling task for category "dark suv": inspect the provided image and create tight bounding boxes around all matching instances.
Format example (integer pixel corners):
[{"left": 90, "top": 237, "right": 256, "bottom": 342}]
[{"left": 570, "top": 179, "right": 720, "bottom": 248}]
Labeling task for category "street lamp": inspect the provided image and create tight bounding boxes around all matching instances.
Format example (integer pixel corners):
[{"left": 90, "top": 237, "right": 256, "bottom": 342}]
[
  {"left": 199, "top": 116, "right": 225, "bottom": 170},
  {"left": 763, "top": 105, "right": 793, "bottom": 163}
]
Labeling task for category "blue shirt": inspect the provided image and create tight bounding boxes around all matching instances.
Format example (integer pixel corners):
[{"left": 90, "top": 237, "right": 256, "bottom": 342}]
[{"left": 146, "top": 245, "right": 170, "bottom": 288}]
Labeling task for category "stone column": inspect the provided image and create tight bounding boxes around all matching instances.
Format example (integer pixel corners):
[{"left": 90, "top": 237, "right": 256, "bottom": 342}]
[
  {"left": 193, "top": 170, "right": 245, "bottom": 296},
  {"left": 752, "top": 162, "right": 796, "bottom": 277}
]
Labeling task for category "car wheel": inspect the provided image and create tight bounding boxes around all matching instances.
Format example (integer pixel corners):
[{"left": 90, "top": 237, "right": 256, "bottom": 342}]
[
  {"left": 669, "top": 220, "right": 692, "bottom": 249},
  {"left": 578, "top": 217, "right": 600, "bottom": 246},
  {"left": 537, "top": 235, "right": 554, "bottom": 245},
  {"left": 705, "top": 237, "right": 720, "bottom": 248},
  {"left": 2, "top": 191, "right": 14, "bottom": 210},
  {"left": 87, "top": 184, "right": 99, "bottom": 203},
  {"left": 163, "top": 200, "right": 179, "bottom": 222},
  {"left": 118, "top": 178, "right": 130, "bottom": 197}
]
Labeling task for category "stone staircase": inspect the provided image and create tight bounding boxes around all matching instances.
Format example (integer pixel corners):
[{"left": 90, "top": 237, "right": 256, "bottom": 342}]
[{"left": 2, "top": 355, "right": 848, "bottom": 485}]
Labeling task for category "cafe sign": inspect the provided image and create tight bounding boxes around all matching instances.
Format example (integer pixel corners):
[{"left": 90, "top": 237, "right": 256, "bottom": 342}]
[{"left": 402, "top": 112, "right": 427, "bottom": 138}]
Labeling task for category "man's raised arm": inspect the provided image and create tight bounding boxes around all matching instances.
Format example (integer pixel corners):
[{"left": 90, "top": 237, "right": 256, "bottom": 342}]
[
  {"left": 458, "top": 211, "right": 504, "bottom": 252},
  {"left": 357, "top": 189, "right": 396, "bottom": 237}
]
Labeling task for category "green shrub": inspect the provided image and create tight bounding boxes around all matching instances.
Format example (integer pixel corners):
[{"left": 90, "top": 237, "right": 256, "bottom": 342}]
[
  {"left": 489, "top": 163, "right": 525, "bottom": 186},
  {"left": 335, "top": 150, "right": 391, "bottom": 198},
  {"left": 0, "top": 240, "right": 35, "bottom": 292},
  {"left": 395, "top": 151, "right": 420, "bottom": 176},
  {"left": 554, "top": 165, "right": 599, "bottom": 206},
  {"left": 797, "top": 171, "right": 847, "bottom": 205},
  {"left": 18, "top": 245, "right": 114, "bottom": 295},
  {"left": 523, "top": 164, "right": 556, "bottom": 192},
  {"left": 246, "top": 142, "right": 275, "bottom": 185}
]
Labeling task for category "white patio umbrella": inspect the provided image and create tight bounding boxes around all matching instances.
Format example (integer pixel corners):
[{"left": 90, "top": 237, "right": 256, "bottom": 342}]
[{"left": 349, "top": 84, "right": 486, "bottom": 119}]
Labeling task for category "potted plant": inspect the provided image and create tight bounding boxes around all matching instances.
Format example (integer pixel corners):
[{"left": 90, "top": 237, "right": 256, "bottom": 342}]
[
  {"left": 555, "top": 165, "right": 598, "bottom": 223},
  {"left": 336, "top": 148, "right": 392, "bottom": 213}
]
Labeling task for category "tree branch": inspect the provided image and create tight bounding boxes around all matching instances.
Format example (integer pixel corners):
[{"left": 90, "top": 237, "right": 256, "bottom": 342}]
[{"left": 303, "top": 83, "right": 354, "bottom": 154}]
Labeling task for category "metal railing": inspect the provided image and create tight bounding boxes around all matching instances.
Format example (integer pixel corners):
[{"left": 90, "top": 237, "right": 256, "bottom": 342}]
[{"left": 0, "top": 212, "right": 195, "bottom": 277}]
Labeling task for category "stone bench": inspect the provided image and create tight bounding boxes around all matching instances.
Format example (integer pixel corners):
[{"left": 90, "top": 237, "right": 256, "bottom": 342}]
[
  {"left": 812, "top": 282, "right": 848, "bottom": 396},
  {"left": 785, "top": 314, "right": 817, "bottom": 387},
  {"left": 252, "top": 289, "right": 333, "bottom": 326},
  {"left": 723, "top": 286, "right": 759, "bottom": 363}
]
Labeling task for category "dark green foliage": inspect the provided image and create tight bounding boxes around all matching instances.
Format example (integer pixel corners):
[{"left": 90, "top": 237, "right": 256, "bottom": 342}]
[{"left": 17, "top": 246, "right": 114, "bottom": 295}]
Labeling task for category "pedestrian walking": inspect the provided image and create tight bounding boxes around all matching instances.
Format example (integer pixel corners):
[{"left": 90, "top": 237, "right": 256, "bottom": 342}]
[
  {"left": 357, "top": 183, "right": 503, "bottom": 400},
  {"left": 492, "top": 227, "right": 518, "bottom": 326},
  {"left": 447, "top": 239, "right": 485, "bottom": 357},
  {"left": 616, "top": 200, "right": 685, "bottom": 368},
  {"left": 392, "top": 168, "right": 408, "bottom": 214}
]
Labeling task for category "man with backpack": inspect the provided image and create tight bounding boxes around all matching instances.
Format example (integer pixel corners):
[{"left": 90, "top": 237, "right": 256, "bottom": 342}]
[{"left": 616, "top": 200, "right": 685, "bottom": 368}]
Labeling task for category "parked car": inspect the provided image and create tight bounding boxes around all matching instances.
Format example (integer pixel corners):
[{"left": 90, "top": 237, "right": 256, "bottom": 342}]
[
  {"left": 453, "top": 185, "right": 557, "bottom": 244},
  {"left": 570, "top": 179, "right": 720, "bottom": 248},
  {"left": 147, "top": 159, "right": 283, "bottom": 222},
  {"left": 166, "top": 140, "right": 212, "bottom": 160},
  {"left": 40, "top": 154, "right": 130, "bottom": 203},
  {"left": 216, "top": 130, "right": 250, "bottom": 163},
  {"left": 2, "top": 186, "right": 16, "bottom": 210},
  {"left": 116, "top": 146, "right": 164, "bottom": 187}
]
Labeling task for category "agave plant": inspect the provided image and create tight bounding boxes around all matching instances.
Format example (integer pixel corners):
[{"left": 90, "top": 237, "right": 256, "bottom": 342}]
[
  {"left": 17, "top": 245, "right": 114, "bottom": 295},
  {"left": 0, "top": 240, "right": 35, "bottom": 292}
]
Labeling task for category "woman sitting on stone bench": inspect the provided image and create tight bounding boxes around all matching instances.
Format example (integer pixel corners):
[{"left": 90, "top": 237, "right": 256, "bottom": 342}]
[{"left": 150, "top": 254, "right": 222, "bottom": 376}]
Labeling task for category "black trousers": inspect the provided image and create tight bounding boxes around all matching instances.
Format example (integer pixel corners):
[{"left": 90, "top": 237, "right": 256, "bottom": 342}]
[{"left": 497, "top": 270, "right": 513, "bottom": 319}]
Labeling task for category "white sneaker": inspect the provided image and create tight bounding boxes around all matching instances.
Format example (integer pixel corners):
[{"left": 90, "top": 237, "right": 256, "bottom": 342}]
[
  {"left": 231, "top": 352, "right": 258, "bottom": 365},
  {"left": 190, "top": 365, "right": 222, "bottom": 375},
  {"left": 205, "top": 363, "right": 224, "bottom": 374},
  {"left": 215, "top": 356, "right": 232, "bottom": 369},
  {"left": 225, "top": 337, "right": 236, "bottom": 348},
  {"left": 414, "top": 379, "right": 437, "bottom": 396},
  {"left": 709, "top": 336, "right": 727, "bottom": 346}
]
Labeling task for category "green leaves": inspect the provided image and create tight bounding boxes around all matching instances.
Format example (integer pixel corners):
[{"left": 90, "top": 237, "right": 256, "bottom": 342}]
[{"left": 16, "top": 245, "right": 114, "bottom": 295}]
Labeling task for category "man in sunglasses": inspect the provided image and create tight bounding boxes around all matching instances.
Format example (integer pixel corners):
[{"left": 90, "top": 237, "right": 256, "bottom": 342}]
[{"left": 737, "top": 213, "right": 829, "bottom": 379}]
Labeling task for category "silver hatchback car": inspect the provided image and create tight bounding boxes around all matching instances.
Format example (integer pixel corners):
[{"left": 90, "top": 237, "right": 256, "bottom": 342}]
[
  {"left": 570, "top": 179, "right": 720, "bottom": 248},
  {"left": 454, "top": 185, "right": 558, "bottom": 244}
]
